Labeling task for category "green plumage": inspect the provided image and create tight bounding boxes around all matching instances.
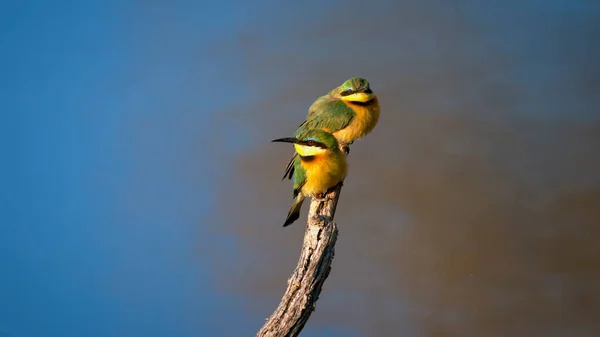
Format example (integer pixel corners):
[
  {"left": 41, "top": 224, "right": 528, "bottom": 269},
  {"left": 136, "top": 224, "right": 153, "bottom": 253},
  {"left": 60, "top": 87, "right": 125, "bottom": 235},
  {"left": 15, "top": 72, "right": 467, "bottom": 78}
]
[
  {"left": 276, "top": 78, "right": 377, "bottom": 227},
  {"left": 283, "top": 138, "right": 320, "bottom": 227},
  {"left": 296, "top": 77, "right": 373, "bottom": 137},
  {"left": 282, "top": 77, "right": 375, "bottom": 180},
  {"left": 282, "top": 99, "right": 356, "bottom": 180},
  {"left": 277, "top": 129, "right": 344, "bottom": 227},
  {"left": 292, "top": 156, "right": 306, "bottom": 197},
  {"left": 295, "top": 98, "right": 357, "bottom": 136}
]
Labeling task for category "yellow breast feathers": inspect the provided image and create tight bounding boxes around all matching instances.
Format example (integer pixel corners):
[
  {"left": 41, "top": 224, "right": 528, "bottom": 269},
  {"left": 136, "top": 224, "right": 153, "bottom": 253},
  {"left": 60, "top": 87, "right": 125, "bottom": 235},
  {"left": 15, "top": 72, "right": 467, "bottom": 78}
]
[
  {"left": 334, "top": 97, "right": 380, "bottom": 144},
  {"left": 300, "top": 152, "right": 348, "bottom": 196}
]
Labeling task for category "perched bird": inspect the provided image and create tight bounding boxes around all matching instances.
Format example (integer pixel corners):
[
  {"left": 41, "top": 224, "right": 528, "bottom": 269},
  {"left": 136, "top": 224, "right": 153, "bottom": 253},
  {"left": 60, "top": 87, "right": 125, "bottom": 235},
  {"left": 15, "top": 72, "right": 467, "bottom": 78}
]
[
  {"left": 272, "top": 129, "right": 348, "bottom": 227},
  {"left": 282, "top": 77, "right": 380, "bottom": 180}
]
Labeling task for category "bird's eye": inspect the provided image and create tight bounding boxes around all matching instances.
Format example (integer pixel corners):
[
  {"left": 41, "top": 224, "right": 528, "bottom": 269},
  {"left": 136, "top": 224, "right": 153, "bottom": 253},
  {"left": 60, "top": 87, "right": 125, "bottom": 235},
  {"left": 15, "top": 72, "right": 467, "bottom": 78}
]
[
  {"left": 341, "top": 89, "right": 353, "bottom": 96},
  {"left": 307, "top": 140, "right": 315, "bottom": 146}
]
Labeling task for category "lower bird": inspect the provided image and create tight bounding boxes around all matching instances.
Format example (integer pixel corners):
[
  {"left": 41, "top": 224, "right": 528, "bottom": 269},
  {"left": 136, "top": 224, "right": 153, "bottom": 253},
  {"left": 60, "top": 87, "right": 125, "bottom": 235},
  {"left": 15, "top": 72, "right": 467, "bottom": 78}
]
[{"left": 272, "top": 129, "right": 348, "bottom": 227}]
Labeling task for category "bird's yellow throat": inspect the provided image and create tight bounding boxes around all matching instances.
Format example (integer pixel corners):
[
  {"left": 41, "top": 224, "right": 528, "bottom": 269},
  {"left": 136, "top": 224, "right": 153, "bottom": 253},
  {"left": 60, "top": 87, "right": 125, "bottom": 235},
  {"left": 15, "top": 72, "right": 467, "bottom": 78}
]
[
  {"left": 293, "top": 144, "right": 328, "bottom": 156},
  {"left": 341, "top": 92, "right": 375, "bottom": 103}
]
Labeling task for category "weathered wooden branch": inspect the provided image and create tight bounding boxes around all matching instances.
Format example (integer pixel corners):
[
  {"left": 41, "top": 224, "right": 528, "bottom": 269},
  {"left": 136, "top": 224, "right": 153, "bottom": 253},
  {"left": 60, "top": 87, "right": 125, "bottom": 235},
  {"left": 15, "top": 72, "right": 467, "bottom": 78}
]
[{"left": 256, "top": 182, "right": 343, "bottom": 337}]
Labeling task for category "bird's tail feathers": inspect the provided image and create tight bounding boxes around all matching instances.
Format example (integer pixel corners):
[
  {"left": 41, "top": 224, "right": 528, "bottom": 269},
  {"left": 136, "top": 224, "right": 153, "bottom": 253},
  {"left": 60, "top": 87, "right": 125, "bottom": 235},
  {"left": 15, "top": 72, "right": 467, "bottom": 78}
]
[{"left": 283, "top": 193, "right": 305, "bottom": 227}]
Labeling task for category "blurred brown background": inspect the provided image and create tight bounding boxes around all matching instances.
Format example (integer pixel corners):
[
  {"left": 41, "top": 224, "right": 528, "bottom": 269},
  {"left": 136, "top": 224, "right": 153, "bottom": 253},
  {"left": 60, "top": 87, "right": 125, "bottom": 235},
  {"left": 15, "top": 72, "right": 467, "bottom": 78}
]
[{"left": 202, "top": 1, "right": 600, "bottom": 336}]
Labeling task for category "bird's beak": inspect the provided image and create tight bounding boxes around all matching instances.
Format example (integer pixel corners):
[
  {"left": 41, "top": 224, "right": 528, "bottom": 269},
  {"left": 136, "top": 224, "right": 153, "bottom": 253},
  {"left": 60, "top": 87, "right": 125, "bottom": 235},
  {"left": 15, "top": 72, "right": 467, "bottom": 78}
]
[{"left": 272, "top": 137, "right": 301, "bottom": 144}]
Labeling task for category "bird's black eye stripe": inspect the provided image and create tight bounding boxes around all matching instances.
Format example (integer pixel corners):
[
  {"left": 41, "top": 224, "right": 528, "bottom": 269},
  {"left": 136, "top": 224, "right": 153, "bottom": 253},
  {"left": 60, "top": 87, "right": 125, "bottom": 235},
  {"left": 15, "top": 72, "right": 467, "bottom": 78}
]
[
  {"left": 341, "top": 89, "right": 354, "bottom": 96},
  {"left": 364, "top": 89, "right": 372, "bottom": 94}
]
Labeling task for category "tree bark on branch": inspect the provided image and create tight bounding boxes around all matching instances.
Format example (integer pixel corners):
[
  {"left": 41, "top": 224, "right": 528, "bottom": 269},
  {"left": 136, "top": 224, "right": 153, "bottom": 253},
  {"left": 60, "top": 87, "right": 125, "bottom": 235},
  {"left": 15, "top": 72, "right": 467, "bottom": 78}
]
[{"left": 255, "top": 182, "right": 343, "bottom": 337}]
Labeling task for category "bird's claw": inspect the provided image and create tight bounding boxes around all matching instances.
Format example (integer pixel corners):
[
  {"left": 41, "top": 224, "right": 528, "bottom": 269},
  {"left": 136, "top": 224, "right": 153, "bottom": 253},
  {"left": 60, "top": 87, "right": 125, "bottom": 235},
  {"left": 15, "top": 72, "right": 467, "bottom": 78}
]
[
  {"left": 314, "top": 182, "right": 343, "bottom": 201},
  {"left": 341, "top": 145, "right": 350, "bottom": 155},
  {"left": 314, "top": 193, "right": 327, "bottom": 201}
]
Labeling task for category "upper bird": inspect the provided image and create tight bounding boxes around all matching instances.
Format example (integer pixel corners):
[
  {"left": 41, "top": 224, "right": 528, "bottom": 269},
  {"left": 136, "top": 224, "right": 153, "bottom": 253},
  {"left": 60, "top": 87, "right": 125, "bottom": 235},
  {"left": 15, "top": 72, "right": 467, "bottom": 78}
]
[
  {"left": 272, "top": 129, "right": 348, "bottom": 227},
  {"left": 282, "top": 77, "right": 380, "bottom": 180}
]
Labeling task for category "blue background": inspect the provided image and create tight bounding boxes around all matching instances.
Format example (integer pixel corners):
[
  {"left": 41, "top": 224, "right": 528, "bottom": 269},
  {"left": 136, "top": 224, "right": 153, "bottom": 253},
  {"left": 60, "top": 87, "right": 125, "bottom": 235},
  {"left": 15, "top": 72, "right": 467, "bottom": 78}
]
[{"left": 2, "top": 1, "right": 599, "bottom": 336}]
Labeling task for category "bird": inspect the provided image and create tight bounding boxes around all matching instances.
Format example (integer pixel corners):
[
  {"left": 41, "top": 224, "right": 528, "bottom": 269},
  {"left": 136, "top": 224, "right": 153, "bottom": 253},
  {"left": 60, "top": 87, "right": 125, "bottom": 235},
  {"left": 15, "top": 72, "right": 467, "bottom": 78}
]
[
  {"left": 272, "top": 129, "right": 348, "bottom": 227},
  {"left": 282, "top": 77, "right": 380, "bottom": 180}
]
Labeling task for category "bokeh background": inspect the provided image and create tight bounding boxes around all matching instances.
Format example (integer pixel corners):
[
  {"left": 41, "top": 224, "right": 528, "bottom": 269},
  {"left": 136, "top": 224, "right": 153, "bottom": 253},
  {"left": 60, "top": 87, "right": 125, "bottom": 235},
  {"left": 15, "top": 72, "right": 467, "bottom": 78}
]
[{"left": 2, "top": 1, "right": 599, "bottom": 336}]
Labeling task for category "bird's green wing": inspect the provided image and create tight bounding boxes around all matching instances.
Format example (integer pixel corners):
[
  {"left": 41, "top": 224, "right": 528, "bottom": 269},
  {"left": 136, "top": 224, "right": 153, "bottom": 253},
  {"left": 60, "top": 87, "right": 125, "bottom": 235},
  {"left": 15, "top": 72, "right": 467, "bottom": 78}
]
[
  {"left": 292, "top": 157, "right": 306, "bottom": 198},
  {"left": 295, "top": 97, "right": 356, "bottom": 136},
  {"left": 284, "top": 96, "right": 354, "bottom": 181}
]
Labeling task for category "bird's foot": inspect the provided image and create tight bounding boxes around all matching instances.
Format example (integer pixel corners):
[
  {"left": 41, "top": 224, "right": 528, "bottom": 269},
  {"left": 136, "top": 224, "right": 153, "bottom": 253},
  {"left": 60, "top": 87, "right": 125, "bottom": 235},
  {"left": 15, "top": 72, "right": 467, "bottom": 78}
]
[
  {"left": 341, "top": 145, "right": 350, "bottom": 155},
  {"left": 314, "top": 193, "right": 327, "bottom": 201},
  {"left": 314, "top": 182, "right": 344, "bottom": 201}
]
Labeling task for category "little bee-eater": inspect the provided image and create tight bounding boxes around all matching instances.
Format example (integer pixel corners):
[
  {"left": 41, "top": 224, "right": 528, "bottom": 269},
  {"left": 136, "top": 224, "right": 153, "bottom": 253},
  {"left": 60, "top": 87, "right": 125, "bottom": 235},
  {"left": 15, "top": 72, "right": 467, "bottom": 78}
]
[
  {"left": 272, "top": 129, "right": 348, "bottom": 227},
  {"left": 282, "top": 77, "right": 380, "bottom": 180}
]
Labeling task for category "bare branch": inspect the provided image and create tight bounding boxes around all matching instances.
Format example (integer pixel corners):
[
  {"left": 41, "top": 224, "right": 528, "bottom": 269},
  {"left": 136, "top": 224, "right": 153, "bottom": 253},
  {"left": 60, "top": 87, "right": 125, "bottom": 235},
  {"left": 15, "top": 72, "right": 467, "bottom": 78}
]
[{"left": 256, "top": 183, "right": 343, "bottom": 337}]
